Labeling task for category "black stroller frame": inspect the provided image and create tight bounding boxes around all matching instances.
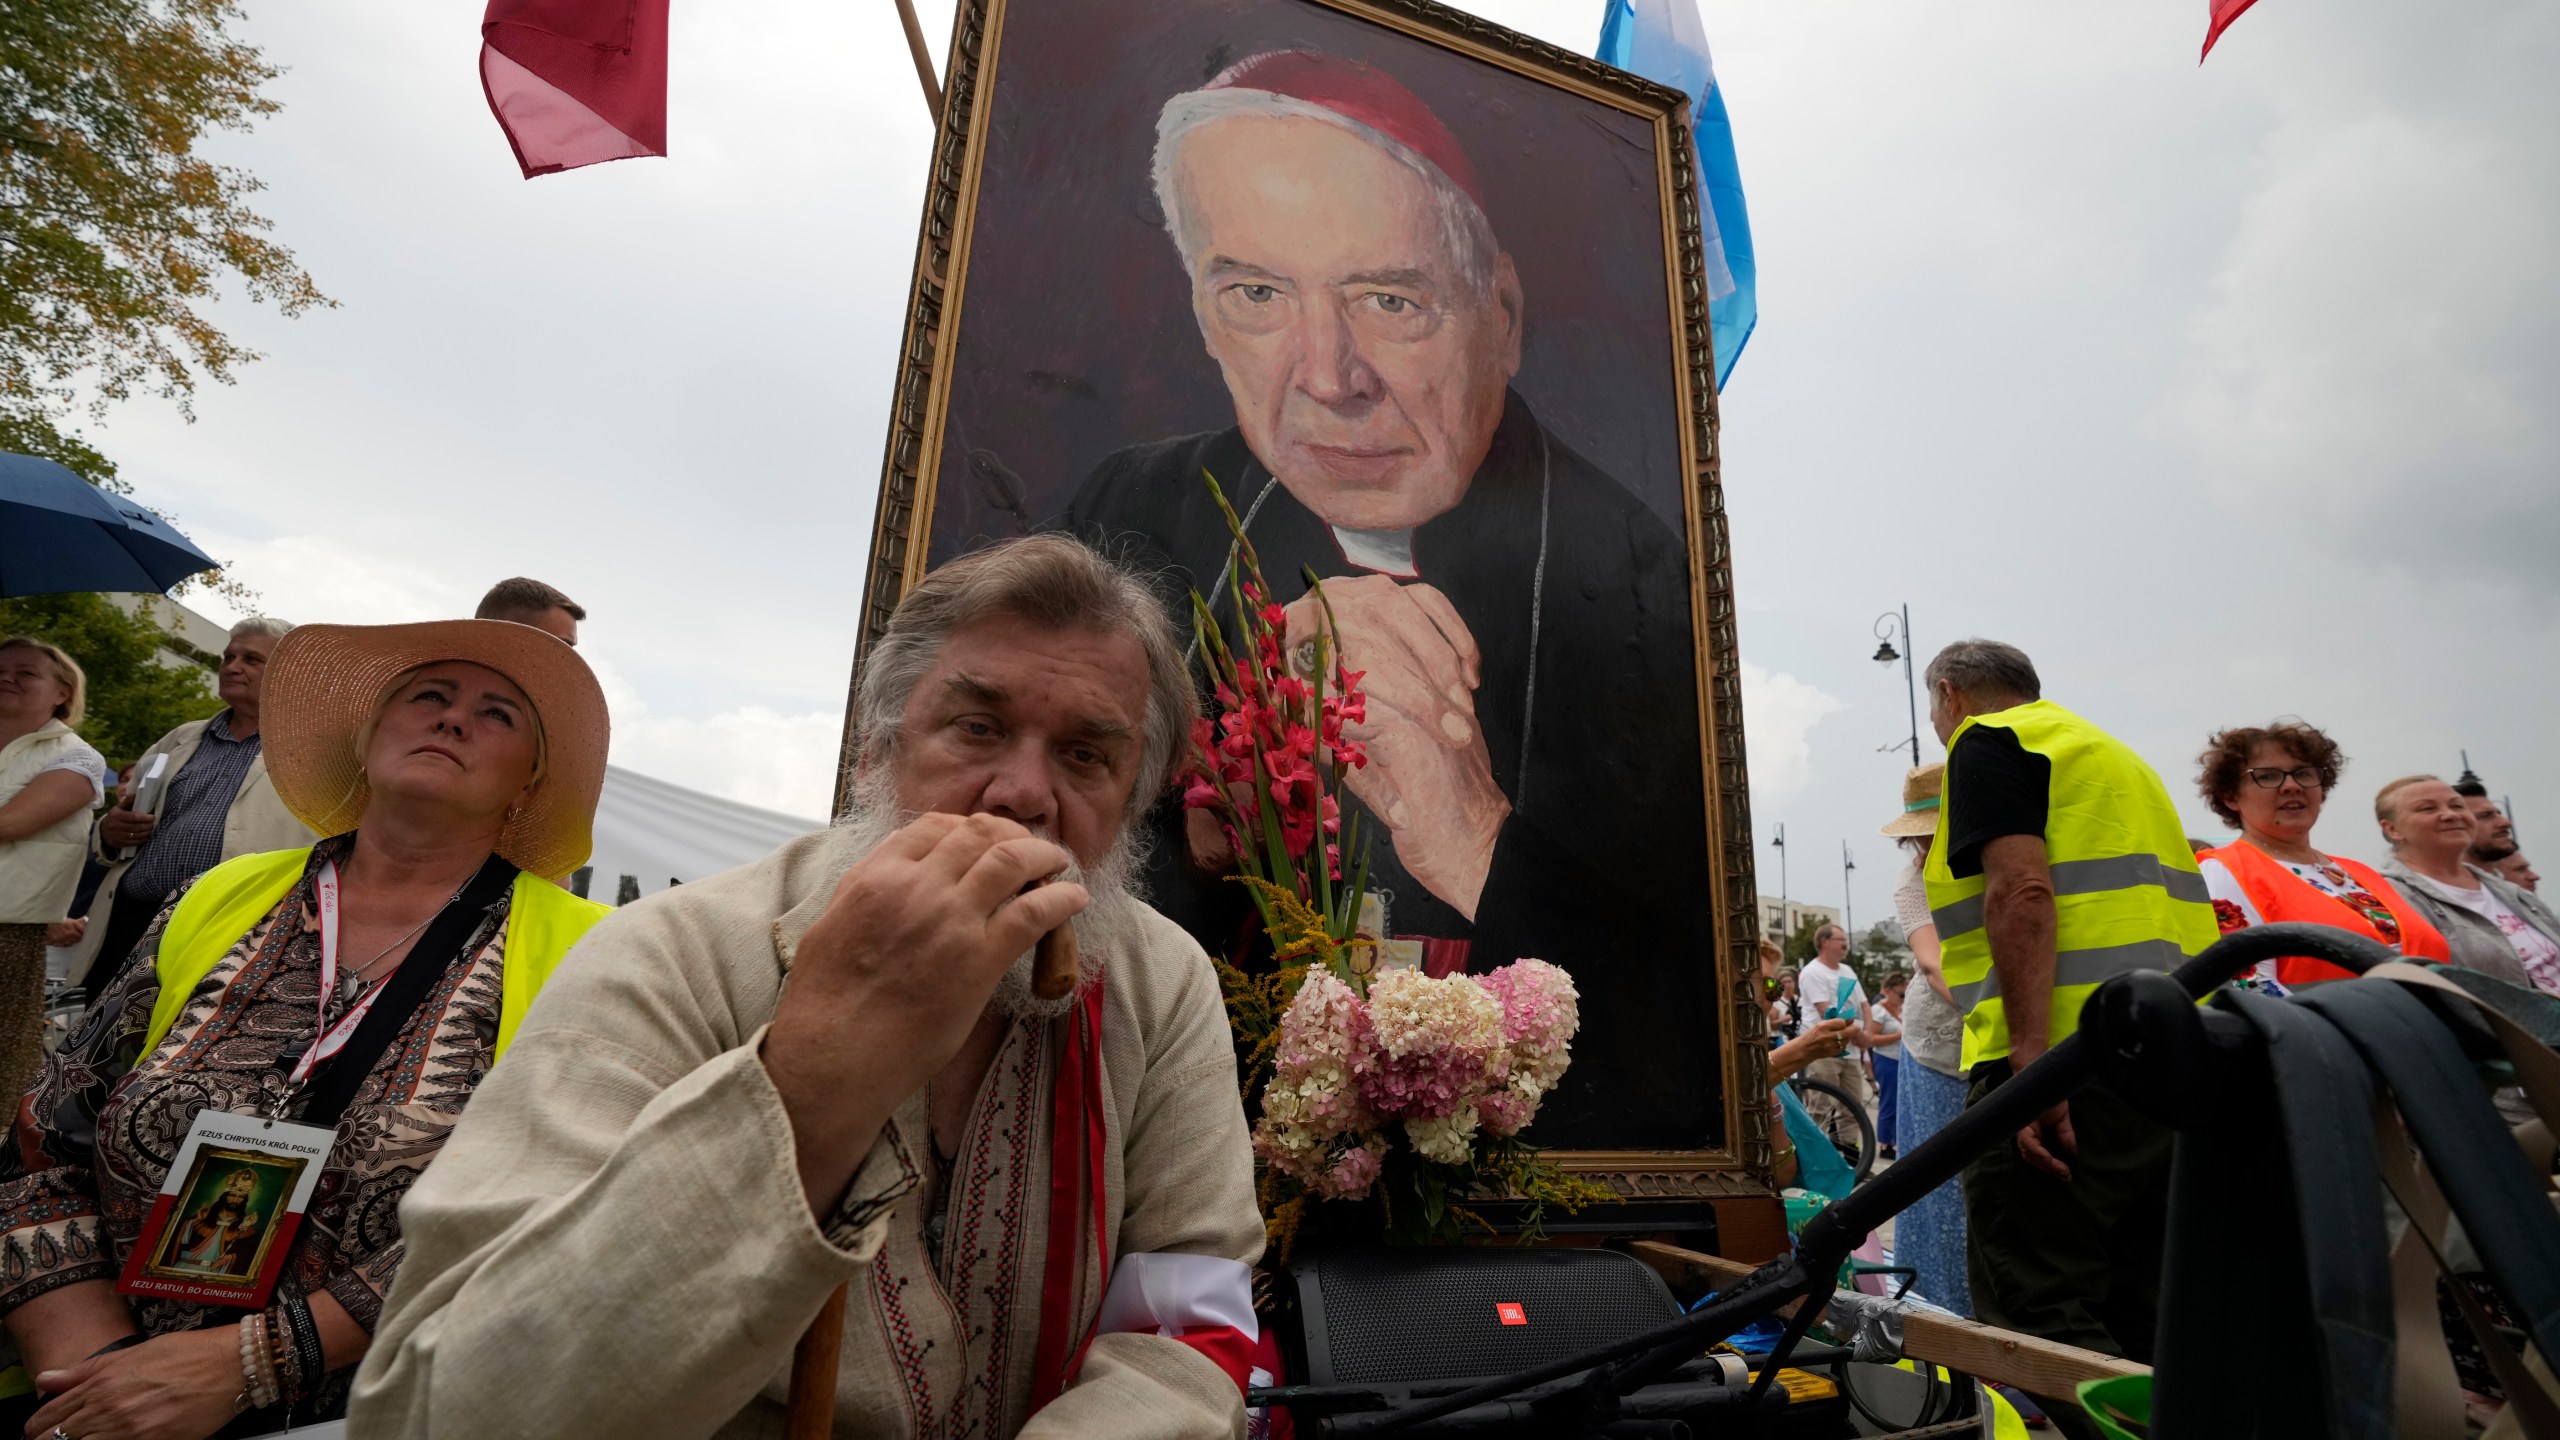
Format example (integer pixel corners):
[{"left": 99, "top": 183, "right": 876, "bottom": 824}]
[{"left": 1257, "top": 922, "right": 2555, "bottom": 1437}]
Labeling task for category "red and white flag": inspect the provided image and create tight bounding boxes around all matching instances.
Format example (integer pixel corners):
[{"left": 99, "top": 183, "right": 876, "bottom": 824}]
[{"left": 481, "top": 0, "right": 670, "bottom": 177}]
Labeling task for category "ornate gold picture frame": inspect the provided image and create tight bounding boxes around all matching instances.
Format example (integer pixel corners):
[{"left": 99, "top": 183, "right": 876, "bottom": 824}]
[{"left": 843, "top": 0, "right": 1771, "bottom": 1211}]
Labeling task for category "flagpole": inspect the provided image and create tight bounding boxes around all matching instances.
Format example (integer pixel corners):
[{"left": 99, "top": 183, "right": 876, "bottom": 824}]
[{"left": 892, "top": 0, "right": 943, "bottom": 116}]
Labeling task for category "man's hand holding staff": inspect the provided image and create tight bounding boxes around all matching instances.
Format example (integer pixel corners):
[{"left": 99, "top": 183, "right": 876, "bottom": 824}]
[{"left": 760, "top": 811, "right": 1088, "bottom": 1216}]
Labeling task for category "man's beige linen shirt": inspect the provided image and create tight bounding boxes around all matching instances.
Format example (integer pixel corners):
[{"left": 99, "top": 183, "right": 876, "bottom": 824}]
[{"left": 353, "top": 826, "right": 1264, "bottom": 1439}]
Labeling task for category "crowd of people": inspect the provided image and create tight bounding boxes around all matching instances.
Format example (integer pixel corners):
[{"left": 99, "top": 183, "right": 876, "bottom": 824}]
[
  {"left": 1, "top": 555, "right": 2548, "bottom": 1439},
  {"left": 0, "top": 545, "right": 1280, "bottom": 1440},
  {"left": 0, "top": 578, "right": 617, "bottom": 1436},
  {"left": 1759, "top": 638, "right": 2552, "bottom": 1433}
]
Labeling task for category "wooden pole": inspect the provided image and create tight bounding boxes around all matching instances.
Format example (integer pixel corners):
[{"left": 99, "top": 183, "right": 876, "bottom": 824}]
[
  {"left": 782, "top": 1283, "right": 850, "bottom": 1439},
  {"left": 781, "top": 12, "right": 941, "bottom": 1428},
  {"left": 891, "top": 0, "right": 942, "bottom": 118},
  {"left": 1629, "top": 1242, "right": 2151, "bottom": 1398}
]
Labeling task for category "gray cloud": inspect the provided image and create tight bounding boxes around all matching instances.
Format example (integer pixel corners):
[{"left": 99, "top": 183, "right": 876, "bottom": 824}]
[{"left": 75, "top": 0, "right": 2553, "bottom": 896}]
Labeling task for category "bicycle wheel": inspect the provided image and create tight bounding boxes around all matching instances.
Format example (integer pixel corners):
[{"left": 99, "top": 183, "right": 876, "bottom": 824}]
[{"left": 1789, "top": 1076, "right": 1878, "bottom": 1184}]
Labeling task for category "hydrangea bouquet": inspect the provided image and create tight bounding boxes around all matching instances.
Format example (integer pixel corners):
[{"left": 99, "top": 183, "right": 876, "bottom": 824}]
[{"left": 1181, "top": 472, "right": 1611, "bottom": 1250}]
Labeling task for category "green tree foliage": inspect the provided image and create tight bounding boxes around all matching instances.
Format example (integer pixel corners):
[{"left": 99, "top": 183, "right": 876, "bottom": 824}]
[
  {"left": 1782, "top": 914, "right": 1824, "bottom": 967},
  {"left": 0, "top": 591, "right": 219, "bottom": 772},
  {"left": 1852, "top": 920, "right": 1912, "bottom": 991},
  {"left": 2, "top": 0, "right": 329, "bottom": 489}
]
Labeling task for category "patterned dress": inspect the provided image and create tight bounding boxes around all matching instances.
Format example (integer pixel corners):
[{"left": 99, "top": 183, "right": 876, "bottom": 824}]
[{"left": 0, "top": 835, "right": 514, "bottom": 1420}]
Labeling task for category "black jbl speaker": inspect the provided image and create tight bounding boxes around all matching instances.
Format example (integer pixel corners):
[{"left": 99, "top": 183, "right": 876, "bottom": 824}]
[{"left": 1290, "top": 1247, "right": 1683, "bottom": 1396}]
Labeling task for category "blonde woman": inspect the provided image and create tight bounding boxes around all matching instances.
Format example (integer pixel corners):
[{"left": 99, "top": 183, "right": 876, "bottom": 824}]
[
  {"left": 0, "top": 637, "right": 108, "bottom": 1100},
  {"left": 1, "top": 621, "right": 611, "bottom": 1439}
]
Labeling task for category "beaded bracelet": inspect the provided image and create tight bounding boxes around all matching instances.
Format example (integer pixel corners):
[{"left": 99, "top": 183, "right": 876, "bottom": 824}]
[
  {"left": 265, "top": 1302, "right": 298, "bottom": 1405},
  {"left": 238, "top": 1314, "right": 278, "bottom": 1411},
  {"left": 232, "top": 1317, "right": 254, "bottom": 1414},
  {"left": 257, "top": 1311, "right": 283, "bottom": 1409},
  {"left": 256, "top": 1310, "right": 283, "bottom": 1408}
]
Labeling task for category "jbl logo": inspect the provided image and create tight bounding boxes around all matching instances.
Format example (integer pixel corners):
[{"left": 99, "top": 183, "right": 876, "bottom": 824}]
[{"left": 1495, "top": 1302, "right": 1528, "bottom": 1326}]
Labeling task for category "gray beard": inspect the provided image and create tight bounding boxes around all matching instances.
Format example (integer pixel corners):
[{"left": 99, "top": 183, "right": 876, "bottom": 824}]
[{"left": 833, "top": 768, "right": 1146, "bottom": 1020}]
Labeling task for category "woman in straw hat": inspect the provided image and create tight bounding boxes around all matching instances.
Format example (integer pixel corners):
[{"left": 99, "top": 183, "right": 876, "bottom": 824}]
[
  {"left": 1880, "top": 762, "right": 1971, "bottom": 1314},
  {"left": 0, "top": 621, "right": 611, "bottom": 1440}
]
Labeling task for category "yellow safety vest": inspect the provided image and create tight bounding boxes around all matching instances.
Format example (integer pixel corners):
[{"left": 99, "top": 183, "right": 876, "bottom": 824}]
[
  {"left": 141, "top": 846, "right": 611, "bottom": 1063},
  {"left": 1924, "top": 701, "right": 2216, "bottom": 1069}
]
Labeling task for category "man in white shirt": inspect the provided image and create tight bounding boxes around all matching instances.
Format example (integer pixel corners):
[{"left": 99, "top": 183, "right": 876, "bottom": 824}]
[{"left": 1795, "top": 924, "right": 1877, "bottom": 1138}]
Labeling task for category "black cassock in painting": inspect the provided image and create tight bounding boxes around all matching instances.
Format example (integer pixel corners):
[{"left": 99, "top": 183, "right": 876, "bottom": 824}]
[{"left": 1065, "top": 390, "right": 1721, "bottom": 1150}]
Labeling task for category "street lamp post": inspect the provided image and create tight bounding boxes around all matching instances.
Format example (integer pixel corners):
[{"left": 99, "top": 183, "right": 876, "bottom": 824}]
[
  {"left": 1842, "top": 841, "right": 1856, "bottom": 944},
  {"left": 1771, "top": 824, "right": 1789, "bottom": 947},
  {"left": 1873, "top": 604, "right": 1921, "bottom": 769}
]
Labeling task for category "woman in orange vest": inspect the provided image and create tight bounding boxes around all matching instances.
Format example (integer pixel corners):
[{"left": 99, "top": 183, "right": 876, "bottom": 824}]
[{"left": 2194, "top": 720, "right": 2447, "bottom": 990}]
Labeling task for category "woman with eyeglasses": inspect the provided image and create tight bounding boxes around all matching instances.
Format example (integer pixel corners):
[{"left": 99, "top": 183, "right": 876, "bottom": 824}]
[{"left": 2193, "top": 721, "right": 2448, "bottom": 991}]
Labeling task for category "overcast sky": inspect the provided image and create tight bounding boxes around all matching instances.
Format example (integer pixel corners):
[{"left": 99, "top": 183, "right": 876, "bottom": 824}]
[{"left": 98, "top": 0, "right": 2556, "bottom": 927}]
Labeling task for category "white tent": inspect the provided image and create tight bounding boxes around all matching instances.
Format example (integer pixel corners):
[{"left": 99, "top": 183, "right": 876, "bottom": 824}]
[{"left": 577, "top": 764, "right": 825, "bottom": 905}]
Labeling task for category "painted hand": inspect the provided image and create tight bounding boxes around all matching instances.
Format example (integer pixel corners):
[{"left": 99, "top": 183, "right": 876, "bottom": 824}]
[{"left": 1284, "top": 576, "right": 1509, "bottom": 920}]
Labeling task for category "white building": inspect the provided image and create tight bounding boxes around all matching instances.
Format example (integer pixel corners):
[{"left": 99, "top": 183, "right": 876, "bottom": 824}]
[
  {"left": 108, "top": 591, "right": 230, "bottom": 671},
  {"left": 1755, "top": 895, "right": 1841, "bottom": 944}
]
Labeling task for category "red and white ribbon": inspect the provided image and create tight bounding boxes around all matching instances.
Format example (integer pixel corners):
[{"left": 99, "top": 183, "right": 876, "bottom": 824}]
[{"left": 290, "top": 861, "right": 392, "bottom": 1089}]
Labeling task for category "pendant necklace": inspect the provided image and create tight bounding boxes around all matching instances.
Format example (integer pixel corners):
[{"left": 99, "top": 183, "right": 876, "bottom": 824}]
[{"left": 335, "top": 891, "right": 462, "bottom": 1006}]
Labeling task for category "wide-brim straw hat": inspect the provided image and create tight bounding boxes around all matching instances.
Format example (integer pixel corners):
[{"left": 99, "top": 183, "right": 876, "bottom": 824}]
[
  {"left": 261, "top": 620, "right": 609, "bottom": 879},
  {"left": 1880, "top": 762, "right": 1947, "bottom": 838}
]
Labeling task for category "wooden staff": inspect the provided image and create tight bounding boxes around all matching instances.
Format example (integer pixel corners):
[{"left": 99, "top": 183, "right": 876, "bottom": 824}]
[
  {"left": 1033, "top": 910, "right": 1080, "bottom": 1001},
  {"left": 783, "top": 1284, "right": 848, "bottom": 1440},
  {"left": 779, "top": 897, "right": 1074, "bottom": 1434}
]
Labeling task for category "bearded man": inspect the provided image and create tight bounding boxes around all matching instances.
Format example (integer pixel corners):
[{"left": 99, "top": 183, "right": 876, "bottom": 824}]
[
  {"left": 354, "top": 536, "right": 1263, "bottom": 1440},
  {"left": 2453, "top": 771, "right": 2520, "bottom": 867},
  {"left": 1064, "top": 50, "right": 1713, "bottom": 1149},
  {"left": 169, "top": 1170, "right": 264, "bottom": 1275}
]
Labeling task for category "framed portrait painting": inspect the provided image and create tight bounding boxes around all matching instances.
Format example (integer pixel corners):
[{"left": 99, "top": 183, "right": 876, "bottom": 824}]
[
  {"left": 140, "top": 1146, "right": 303, "bottom": 1290},
  {"left": 850, "top": 0, "right": 1770, "bottom": 1204}
]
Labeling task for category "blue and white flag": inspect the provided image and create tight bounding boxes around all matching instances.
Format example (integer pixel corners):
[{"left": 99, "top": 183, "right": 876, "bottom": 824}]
[{"left": 1597, "top": 0, "right": 1756, "bottom": 390}]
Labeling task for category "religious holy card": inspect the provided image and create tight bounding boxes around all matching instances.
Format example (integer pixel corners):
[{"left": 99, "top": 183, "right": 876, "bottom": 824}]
[{"left": 119, "top": 1109, "right": 331, "bottom": 1310}]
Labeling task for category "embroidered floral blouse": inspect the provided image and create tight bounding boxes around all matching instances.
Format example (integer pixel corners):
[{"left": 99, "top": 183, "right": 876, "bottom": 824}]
[{"left": 0, "top": 836, "right": 514, "bottom": 1412}]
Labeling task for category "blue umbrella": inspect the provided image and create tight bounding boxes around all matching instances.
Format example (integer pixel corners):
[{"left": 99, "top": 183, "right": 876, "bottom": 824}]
[{"left": 0, "top": 451, "right": 221, "bottom": 598}]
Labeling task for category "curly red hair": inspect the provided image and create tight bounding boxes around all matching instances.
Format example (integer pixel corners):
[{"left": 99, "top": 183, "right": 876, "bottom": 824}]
[{"left": 2197, "top": 721, "right": 2345, "bottom": 829}]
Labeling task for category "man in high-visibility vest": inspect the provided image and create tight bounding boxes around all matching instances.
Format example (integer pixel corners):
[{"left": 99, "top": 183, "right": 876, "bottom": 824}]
[{"left": 1921, "top": 640, "right": 2215, "bottom": 1419}]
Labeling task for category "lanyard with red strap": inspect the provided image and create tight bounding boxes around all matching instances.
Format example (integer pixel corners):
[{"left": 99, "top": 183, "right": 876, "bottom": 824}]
[{"left": 289, "top": 860, "right": 392, "bottom": 1090}]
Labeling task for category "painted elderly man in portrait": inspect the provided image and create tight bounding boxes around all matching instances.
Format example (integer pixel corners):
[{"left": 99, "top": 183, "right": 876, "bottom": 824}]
[{"left": 1066, "top": 50, "right": 1714, "bottom": 1145}]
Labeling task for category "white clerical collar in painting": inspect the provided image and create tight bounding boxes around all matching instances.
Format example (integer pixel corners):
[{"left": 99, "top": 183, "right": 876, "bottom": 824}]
[{"left": 1332, "top": 525, "right": 1418, "bottom": 578}]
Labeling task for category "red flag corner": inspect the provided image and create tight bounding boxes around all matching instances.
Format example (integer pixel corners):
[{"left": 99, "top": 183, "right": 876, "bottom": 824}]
[
  {"left": 481, "top": 0, "right": 671, "bottom": 178},
  {"left": 2201, "top": 0, "right": 2262, "bottom": 61}
]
